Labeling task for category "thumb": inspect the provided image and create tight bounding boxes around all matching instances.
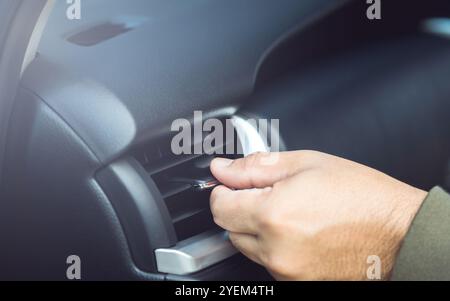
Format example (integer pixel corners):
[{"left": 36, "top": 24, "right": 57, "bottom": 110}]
[{"left": 210, "top": 151, "right": 303, "bottom": 189}]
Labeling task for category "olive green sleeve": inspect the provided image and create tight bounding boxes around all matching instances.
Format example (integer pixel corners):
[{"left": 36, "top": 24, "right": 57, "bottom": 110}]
[{"left": 392, "top": 187, "right": 450, "bottom": 280}]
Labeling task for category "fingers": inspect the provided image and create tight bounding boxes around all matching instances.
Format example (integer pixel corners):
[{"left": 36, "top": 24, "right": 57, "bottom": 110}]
[
  {"left": 210, "top": 185, "right": 272, "bottom": 234},
  {"left": 228, "top": 232, "right": 263, "bottom": 265},
  {"left": 210, "top": 151, "right": 305, "bottom": 189}
]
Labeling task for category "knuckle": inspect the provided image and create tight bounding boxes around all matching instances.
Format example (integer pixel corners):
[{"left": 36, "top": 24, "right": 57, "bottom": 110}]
[
  {"left": 240, "top": 152, "right": 268, "bottom": 186},
  {"left": 296, "top": 150, "right": 314, "bottom": 161},
  {"left": 241, "top": 152, "right": 265, "bottom": 171},
  {"left": 255, "top": 187, "right": 283, "bottom": 230},
  {"left": 257, "top": 206, "right": 283, "bottom": 231},
  {"left": 296, "top": 150, "right": 324, "bottom": 165}
]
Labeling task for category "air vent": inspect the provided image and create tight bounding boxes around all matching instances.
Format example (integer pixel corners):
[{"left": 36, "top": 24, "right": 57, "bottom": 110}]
[
  {"left": 135, "top": 124, "right": 241, "bottom": 242},
  {"left": 141, "top": 115, "right": 276, "bottom": 275},
  {"left": 96, "top": 115, "right": 278, "bottom": 274},
  {"left": 101, "top": 115, "right": 274, "bottom": 275},
  {"left": 128, "top": 125, "right": 244, "bottom": 275},
  {"left": 149, "top": 153, "right": 237, "bottom": 241}
]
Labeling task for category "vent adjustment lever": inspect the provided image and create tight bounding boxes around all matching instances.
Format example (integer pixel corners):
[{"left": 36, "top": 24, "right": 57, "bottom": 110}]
[{"left": 170, "top": 176, "right": 220, "bottom": 192}]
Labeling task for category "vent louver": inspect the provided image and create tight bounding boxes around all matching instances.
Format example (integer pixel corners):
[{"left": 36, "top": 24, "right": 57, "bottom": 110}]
[
  {"left": 127, "top": 115, "right": 272, "bottom": 275},
  {"left": 134, "top": 136, "right": 240, "bottom": 242},
  {"left": 149, "top": 154, "right": 232, "bottom": 241}
]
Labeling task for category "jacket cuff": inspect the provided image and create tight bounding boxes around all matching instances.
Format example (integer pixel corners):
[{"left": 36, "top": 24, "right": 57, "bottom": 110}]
[{"left": 392, "top": 186, "right": 450, "bottom": 280}]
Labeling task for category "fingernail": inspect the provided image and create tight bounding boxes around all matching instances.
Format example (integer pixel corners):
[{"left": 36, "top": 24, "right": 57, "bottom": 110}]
[{"left": 212, "top": 158, "right": 233, "bottom": 169}]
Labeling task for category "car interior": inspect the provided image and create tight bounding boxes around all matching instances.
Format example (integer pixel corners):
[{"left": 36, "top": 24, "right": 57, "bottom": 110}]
[{"left": 1, "top": 0, "right": 450, "bottom": 280}]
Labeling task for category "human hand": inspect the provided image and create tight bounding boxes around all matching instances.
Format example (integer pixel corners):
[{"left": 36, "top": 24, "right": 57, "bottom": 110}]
[{"left": 210, "top": 151, "right": 427, "bottom": 280}]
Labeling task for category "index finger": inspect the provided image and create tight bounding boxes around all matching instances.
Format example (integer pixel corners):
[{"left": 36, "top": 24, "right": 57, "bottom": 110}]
[{"left": 210, "top": 151, "right": 304, "bottom": 190}]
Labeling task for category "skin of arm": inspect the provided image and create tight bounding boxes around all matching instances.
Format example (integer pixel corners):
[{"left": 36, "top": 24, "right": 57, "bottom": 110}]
[{"left": 209, "top": 151, "right": 427, "bottom": 280}]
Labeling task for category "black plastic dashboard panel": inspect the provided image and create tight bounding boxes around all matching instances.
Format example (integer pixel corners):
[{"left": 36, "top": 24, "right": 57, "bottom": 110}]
[{"left": 23, "top": 0, "right": 349, "bottom": 164}]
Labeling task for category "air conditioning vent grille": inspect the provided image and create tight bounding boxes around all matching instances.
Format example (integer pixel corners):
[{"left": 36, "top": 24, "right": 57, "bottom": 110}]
[
  {"left": 104, "top": 115, "right": 276, "bottom": 275},
  {"left": 164, "top": 188, "right": 217, "bottom": 241},
  {"left": 146, "top": 153, "right": 238, "bottom": 241}
]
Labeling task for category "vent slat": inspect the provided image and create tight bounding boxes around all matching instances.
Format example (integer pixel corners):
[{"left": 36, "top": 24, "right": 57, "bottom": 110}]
[
  {"left": 132, "top": 135, "right": 242, "bottom": 242},
  {"left": 160, "top": 182, "right": 191, "bottom": 199},
  {"left": 145, "top": 153, "right": 202, "bottom": 175},
  {"left": 172, "top": 208, "right": 207, "bottom": 224},
  {"left": 147, "top": 155, "right": 218, "bottom": 241}
]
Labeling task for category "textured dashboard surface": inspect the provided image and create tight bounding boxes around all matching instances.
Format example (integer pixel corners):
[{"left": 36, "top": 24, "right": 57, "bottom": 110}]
[{"left": 22, "top": 0, "right": 347, "bottom": 162}]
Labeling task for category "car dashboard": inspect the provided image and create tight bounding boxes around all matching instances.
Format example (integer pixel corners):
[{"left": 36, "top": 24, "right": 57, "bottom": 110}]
[{"left": 2, "top": 0, "right": 450, "bottom": 280}]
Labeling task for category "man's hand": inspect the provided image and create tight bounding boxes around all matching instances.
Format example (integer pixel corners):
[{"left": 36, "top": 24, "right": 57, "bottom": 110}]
[{"left": 209, "top": 151, "right": 427, "bottom": 280}]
